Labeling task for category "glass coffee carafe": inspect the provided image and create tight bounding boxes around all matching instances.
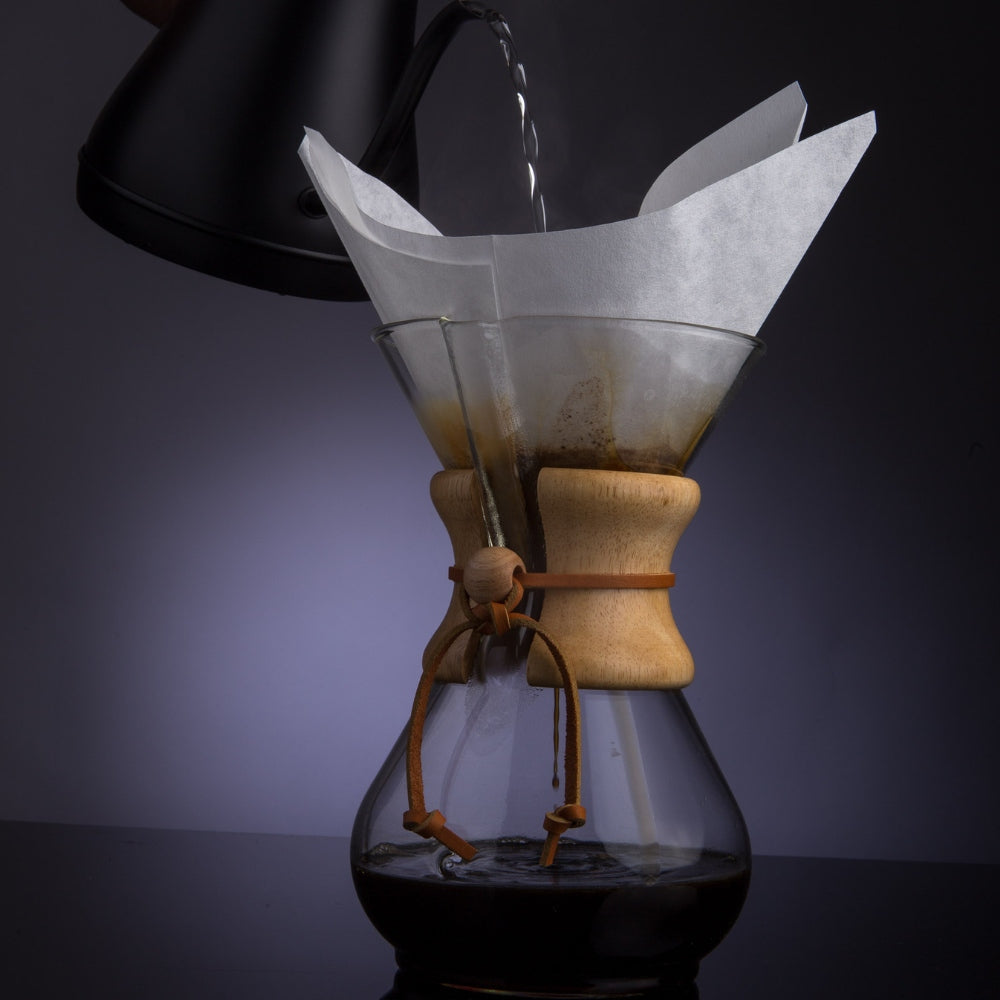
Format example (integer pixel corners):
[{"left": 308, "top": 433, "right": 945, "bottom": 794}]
[{"left": 353, "top": 315, "right": 764, "bottom": 996}]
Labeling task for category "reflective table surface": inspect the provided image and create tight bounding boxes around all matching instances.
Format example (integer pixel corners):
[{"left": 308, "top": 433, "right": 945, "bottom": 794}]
[{"left": 2, "top": 821, "right": 996, "bottom": 999}]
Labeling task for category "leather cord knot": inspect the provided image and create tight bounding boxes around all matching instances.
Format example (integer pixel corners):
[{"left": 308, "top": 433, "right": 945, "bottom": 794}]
[
  {"left": 540, "top": 803, "right": 587, "bottom": 867},
  {"left": 403, "top": 808, "right": 477, "bottom": 861},
  {"left": 470, "top": 598, "right": 513, "bottom": 636}
]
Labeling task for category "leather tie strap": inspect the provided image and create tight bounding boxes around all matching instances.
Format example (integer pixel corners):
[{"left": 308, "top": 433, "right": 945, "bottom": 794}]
[
  {"left": 448, "top": 567, "right": 676, "bottom": 590},
  {"left": 405, "top": 548, "right": 586, "bottom": 867}
]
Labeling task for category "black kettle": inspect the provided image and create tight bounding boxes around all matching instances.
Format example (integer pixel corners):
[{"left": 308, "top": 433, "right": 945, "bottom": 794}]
[{"left": 77, "top": 0, "right": 489, "bottom": 299}]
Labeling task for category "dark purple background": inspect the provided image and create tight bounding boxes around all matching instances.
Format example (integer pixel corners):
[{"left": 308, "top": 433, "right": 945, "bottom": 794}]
[{"left": 2, "top": 1, "right": 995, "bottom": 863}]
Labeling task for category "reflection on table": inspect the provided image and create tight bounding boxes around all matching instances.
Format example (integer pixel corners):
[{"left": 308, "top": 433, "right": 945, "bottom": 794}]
[{"left": 2, "top": 822, "right": 996, "bottom": 999}]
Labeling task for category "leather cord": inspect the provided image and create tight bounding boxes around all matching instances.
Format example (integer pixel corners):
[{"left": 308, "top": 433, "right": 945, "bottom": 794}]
[
  {"left": 405, "top": 566, "right": 586, "bottom": 866},
  {"left": 449, "top": 567, "right": 676, "bottom": 590}
]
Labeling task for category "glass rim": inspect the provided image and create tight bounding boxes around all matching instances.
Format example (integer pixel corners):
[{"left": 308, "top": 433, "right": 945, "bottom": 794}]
[
  {"left": 372, "top": 314, "right": 765, "bottom": 354},
  {"left": 370, "top": 316, "right": 444, "bottom": 346}
]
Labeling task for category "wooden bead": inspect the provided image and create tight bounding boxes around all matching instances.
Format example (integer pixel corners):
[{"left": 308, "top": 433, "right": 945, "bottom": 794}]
[{"left": 463, "top": 547, "right": 525, "bottom": 604}]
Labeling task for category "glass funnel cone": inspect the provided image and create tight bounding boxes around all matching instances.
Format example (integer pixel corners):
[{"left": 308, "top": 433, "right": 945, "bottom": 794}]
[
  {"left": 374, "top": 317, "right": 473, "bottom": 471},
  {"left": 359, "top": 315, "right": 763, "bottom": 996}
]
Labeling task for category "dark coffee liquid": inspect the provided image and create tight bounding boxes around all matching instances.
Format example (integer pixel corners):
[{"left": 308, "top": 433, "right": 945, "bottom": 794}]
[{"left": 354, "top": 839, "right": 749, "bottom": 996}]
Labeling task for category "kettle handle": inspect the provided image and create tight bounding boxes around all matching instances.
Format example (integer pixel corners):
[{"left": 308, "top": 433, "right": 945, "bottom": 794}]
[{"left": 359, "top": 1, "right": 493, "bottom": 179}]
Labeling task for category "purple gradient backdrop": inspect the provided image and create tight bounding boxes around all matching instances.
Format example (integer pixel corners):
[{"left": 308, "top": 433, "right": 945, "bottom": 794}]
[{"left": 2, "top": 2, "right": 995, "bottom": 862}]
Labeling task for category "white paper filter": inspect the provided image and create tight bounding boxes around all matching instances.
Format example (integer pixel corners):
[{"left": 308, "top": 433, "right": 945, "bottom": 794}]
[{"left": 298, "top": 82, "right": 875, "bottom": 335}]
